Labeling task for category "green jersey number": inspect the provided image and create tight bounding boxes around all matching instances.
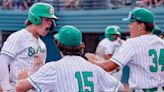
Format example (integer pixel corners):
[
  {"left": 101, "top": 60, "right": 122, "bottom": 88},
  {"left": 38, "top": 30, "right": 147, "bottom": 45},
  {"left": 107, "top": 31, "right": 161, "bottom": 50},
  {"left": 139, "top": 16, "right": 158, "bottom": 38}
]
[
  {"left": 75, "top": 71, "right": 94, "bottom": 92},
  {"left": 149, "top": 49, "right": 164, "bottom": 72}
]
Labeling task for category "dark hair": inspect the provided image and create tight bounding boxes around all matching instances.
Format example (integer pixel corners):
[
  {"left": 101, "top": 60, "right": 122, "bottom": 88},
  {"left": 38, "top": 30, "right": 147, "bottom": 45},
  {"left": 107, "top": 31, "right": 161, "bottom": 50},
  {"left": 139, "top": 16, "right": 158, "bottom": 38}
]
[
  {"left": 25, "top": 20, "right": 32, "bottom": 26},
  {"left": 58, "top": 43, "right": 83, "bottom": 56},
  {"left": 136, "top": 21, "right": 154, "bottom": 32}
]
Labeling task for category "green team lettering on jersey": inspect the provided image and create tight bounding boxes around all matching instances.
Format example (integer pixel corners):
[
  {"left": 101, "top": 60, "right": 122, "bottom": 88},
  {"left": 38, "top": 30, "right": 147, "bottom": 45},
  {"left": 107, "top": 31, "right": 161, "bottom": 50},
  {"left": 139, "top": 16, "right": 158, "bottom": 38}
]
[
  {"left": 28, "top": 46, "right": 46, "bottom": 56},
  {"left": 28, "top": 47, "right": 35, "bottom": 56},
  {"left": 75, "top": 71, "right": 94, "bottom": 92},
  {"left": 149, "top": 49, "right": 164, "bottom": 72}
]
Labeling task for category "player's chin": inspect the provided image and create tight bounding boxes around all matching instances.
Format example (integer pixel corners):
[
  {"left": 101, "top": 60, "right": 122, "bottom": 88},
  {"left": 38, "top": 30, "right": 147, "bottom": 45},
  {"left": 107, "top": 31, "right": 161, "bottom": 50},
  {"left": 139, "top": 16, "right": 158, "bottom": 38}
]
[{"left": 41, "top": 31, "right": 48, "bottom": 36}]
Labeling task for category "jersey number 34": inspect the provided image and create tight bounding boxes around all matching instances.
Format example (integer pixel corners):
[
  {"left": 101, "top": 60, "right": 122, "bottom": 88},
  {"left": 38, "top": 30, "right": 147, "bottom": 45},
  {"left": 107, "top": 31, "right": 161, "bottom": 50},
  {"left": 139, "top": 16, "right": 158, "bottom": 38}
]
[
  {"left": 149, "top": 49, "right": 164, "bottom": 72},
  {"left": 75, "top": 71, "right": 94, "bottom": 92}
]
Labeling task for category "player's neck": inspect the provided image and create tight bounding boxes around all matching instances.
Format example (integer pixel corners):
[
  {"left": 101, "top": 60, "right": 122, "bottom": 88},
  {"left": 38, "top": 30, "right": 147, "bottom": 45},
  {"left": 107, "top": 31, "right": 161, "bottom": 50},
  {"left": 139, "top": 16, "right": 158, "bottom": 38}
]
[
  {"left": 26, "top": 26, "right": 39, "bottom": 39},
  {"left": 140, "top": 30, "right": 152, "bottom": 36}
]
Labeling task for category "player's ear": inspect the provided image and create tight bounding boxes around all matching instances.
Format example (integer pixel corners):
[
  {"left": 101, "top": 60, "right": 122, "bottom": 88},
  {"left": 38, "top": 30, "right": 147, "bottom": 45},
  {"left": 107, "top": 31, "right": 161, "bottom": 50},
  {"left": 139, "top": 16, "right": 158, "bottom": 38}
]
[
  {"left": 138, "top": 23, "right": 145, "bottom": 31},
  {"left": 80, "top": 42, "right": 85, "bottom": 50}
]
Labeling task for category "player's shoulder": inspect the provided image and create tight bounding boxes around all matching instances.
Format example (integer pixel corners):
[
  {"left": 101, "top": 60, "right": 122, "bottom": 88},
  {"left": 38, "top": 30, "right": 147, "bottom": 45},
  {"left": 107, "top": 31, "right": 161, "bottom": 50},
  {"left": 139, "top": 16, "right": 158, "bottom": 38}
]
[
  {"left": 124, "top": 35, "right": 150, "bottom": 43},
  {"left": 86, "top": 61, "right": 106, "bottom": 72},
  {"left": 121, "top": 39, "right": 126, "bottom": 43},
  {"left": 154, "top": 35, "right": 164, "bottom": 41},
  {"left": 8, "top": 29, "right": 26, "bottom": 39},
  {"left": 123, "top": 38, "right": 135, "bottom": 45},
  {"left": 100, "top": 38, "right": 112, "bottom": 46},
  {"left": 42, "top": 61, "right": 57, "bottom": 69}
]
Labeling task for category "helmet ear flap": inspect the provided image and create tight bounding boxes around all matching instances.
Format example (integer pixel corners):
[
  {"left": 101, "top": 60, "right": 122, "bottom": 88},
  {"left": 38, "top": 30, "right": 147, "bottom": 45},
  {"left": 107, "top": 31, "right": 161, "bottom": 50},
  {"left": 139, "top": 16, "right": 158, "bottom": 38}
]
[
  {"left": 29, "top": 12, "right": 42, "bottom": 25},
  {"left": 105, "top": 33, "right": 116, "bottom": 41}
]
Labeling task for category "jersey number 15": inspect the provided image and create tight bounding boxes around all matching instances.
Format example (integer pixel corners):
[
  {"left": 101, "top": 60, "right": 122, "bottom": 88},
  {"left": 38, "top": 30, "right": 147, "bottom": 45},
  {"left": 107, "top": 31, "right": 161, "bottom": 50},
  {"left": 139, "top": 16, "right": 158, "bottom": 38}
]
[
  {"left": 149, "top": 49, "right": 164, "bottom": 72},
  {"left": 75, "top": 71, "right": 94, "bottom": 92}
]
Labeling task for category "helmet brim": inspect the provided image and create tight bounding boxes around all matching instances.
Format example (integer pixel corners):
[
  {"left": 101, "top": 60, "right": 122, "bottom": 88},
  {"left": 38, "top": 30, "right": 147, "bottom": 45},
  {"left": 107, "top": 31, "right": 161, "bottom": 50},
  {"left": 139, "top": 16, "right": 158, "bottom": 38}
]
[
  {"left": 54, "top": 34, "right": 59, "bottom": 40},
  {"left": 50, "top": 15, "right": 59, "bottom": 20},
  {"left": 42, "top": 15, "right": 59, "bottom": 19}
]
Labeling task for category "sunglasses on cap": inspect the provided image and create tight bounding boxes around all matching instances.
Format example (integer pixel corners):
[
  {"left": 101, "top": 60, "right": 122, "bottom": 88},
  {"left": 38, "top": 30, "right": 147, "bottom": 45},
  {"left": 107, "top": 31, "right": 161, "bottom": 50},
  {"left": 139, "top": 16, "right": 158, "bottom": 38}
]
[{"left": 123, "top": 12, "right": 141, "bottom": 22}]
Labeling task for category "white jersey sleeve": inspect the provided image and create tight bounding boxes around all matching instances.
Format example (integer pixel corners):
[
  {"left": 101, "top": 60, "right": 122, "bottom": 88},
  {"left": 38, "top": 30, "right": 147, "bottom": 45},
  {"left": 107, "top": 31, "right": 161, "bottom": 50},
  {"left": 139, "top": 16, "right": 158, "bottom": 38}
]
[
  {"left": 110, "top": 39, "right": 135, "bottom": 68},
  {"left": 104, "top": 43, "right": 113, "bottom": 55},
  {"left": 1, "top": 32, "right": 23, "bottom": 58},
  {"left": 0, "top": 54, "right": 12, "bottom": 91},
  {"left": 27, "top": 62, "right": 56, "bottom": 92}
]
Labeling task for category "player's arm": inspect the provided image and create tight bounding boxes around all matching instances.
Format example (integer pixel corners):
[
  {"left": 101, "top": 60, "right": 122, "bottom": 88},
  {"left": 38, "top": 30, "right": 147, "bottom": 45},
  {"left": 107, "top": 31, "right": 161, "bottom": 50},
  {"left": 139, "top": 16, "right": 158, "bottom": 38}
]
[
  {"left": 16, "top": 79, "right": 34, "bottom": 92},
  {"left": 16, "top": 62, "right": 56, "bottom": 92},
  {"left": 104, "top": 54, "right": 112, "bottom": 60},
  {"left": 0, "top": 84, "right": 2, "bottom": 92},
  {"left": 0, "top": 54, "right": 13, "bottom": 91},
  {"left": 96, "top": 59, "right": 119, "bottom": 72},
  {"left": 85, "top": 53, "right": 119, "bottom": 72}
]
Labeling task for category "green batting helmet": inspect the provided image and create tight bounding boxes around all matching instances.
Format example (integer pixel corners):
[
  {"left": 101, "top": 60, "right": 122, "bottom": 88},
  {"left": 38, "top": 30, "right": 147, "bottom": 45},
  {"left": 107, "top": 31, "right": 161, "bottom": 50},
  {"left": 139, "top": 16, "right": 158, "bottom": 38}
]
[
  {"left": 152, "top": 25, "right": 161, "bottom": 36},
  {"left": 54, "top": 25, "right": 82, "bottom": 46},
  {"left": 123, "top": 8, "right": 154, "bottom": 23},
  {"left": 28, "top": 2, "right": 58, "bottom": 26},
  {"left": 105, "top": 26, "right": 121, "bottom": 41}
]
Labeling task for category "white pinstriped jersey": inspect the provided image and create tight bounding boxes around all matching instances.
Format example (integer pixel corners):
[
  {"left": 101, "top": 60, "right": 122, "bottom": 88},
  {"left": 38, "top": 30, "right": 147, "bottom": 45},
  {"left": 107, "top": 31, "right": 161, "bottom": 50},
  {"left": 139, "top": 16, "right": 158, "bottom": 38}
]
[
  {"left": 95, "top": 38, "right": 125, "bottom": 81},
  {"left": 28, "top": 56, "right": 120, "bottom": 92},
  {"left": 1, "top": 29, "right": 47, "bottom": 87},
  {"left": 95, "top": 38, "right": 125, "bottom": 60},
  {"left": 111, "top": 34, "right": 164, "bottom": 89}
]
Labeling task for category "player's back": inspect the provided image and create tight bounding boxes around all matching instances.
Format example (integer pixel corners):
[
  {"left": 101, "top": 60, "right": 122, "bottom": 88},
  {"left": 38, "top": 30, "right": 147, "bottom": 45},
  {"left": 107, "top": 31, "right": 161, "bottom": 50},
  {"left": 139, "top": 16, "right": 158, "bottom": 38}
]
[
  {"left": 36, "top": 55, "right": 120, "bottom": 92},
  {"left": 54, "top": 56, "right": 99, "bottom": 91},
  {"left": 126, "top": 34, "right": 164, "bottom": 88},
  {"left": 55, "top": 56, "right": 119, "bottom": 92}
]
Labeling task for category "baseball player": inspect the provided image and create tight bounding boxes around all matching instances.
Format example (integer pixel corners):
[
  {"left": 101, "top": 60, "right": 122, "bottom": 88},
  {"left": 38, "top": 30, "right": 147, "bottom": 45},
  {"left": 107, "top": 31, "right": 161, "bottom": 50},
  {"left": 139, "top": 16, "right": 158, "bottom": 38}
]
[
  {"left": 86, "top": 7, "right": 164, "bottom": 92},
  {"left": 16, "top": 25, "right": 125, "bottom": 92},
  {"left": 95, "top": 25, "right": 124, "bottom": 60},
  {"left": 95, "top": 25, "right": 125, "bottom": 81},
  {"left": 0, "top": 2, "right": 58, "bottom": 91}
]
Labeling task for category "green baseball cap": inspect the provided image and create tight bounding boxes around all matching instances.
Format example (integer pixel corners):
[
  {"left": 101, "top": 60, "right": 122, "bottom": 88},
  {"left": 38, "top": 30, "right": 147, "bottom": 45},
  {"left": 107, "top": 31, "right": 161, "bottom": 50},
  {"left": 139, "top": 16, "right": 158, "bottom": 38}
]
[
  {"left": 123, "top": 8, "right": 154, "bottom": 23},
  {"left": 54, "top": 25, "right": 82, "bottom": 46}
]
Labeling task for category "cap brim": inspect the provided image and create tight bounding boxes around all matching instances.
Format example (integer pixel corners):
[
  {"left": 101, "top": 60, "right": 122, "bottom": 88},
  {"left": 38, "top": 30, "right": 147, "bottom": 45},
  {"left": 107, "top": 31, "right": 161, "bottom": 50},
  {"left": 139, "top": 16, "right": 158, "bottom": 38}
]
[
  {"left": 122, "top": 12, "right": 133, "bottom": 22},
  {"left": 123, "top": 18, "right": 136, "bottom": 23},
  {"left": 122, "top": 18, "right": 130, "bottom": 22}
]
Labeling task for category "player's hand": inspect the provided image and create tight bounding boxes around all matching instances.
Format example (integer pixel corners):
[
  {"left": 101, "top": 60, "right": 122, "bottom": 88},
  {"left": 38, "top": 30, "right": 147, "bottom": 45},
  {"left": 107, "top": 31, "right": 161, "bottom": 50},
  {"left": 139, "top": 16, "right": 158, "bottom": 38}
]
[
  {"left": 85, "top": 53, "right": 99, "bottom": 64},
  {"left": 17, "top": 69, "right": 29, "bottom": 80},
  {"left": 0, "top": 84, "right": 2, "bottom": 92}
]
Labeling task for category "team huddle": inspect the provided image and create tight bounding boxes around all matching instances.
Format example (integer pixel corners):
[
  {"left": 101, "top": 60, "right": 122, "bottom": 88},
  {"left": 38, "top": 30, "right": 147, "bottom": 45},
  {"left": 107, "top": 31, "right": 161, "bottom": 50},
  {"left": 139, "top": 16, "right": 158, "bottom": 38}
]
[{"left": 0, "top": 2, "right": 164, "bottom": 92}]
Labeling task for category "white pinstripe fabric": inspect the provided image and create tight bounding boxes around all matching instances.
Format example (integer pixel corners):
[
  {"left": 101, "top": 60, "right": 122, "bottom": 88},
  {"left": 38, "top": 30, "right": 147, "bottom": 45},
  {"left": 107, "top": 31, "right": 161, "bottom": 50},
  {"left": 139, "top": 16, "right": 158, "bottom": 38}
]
[
  {"left": 95, "top": 38, "right": 125, "bottom": 60},
  {"left": 1, "top": 29, "right": 47, "bottom": 91},
  {"left": 28, "top": 56, "right": 120, "bottom": 92},
  {"left": 111, "top": 34, "right": 164, "bottom": 89},
  {"left": 95, "top": 38, "right": 125, "bottom": 81}
]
